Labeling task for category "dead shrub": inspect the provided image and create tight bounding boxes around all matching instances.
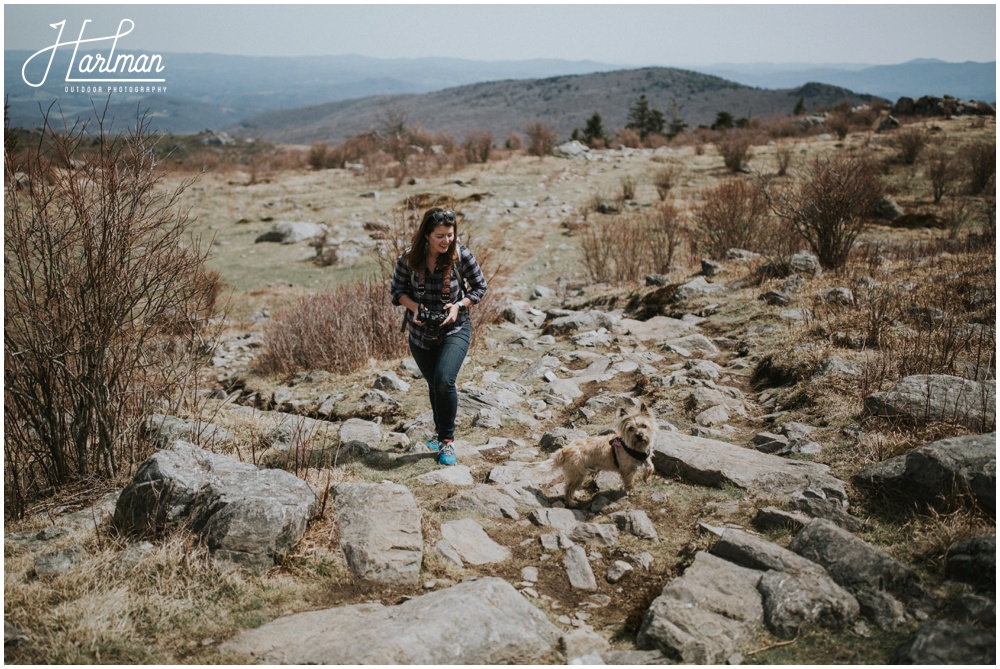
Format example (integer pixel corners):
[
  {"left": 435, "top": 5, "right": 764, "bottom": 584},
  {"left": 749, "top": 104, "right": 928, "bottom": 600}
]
[
  {"left": 692, "top": 177, "right": 770, "bottom": 259},
  {"left": 524, "top": 120, "right": 559, "bottom": 157},
  {"left": 766, "top": 154, "right": 884, "bottom": 269},
  {"left": 579, "top": 205, "right": 683, "bottom": 284},
  {"left": 926, "top": 150, "right": 956, "bottom": 204},
  {"left": 714, "top": 130, "right": 755, "bottom": 173},
  {"left": 611, "top": 128, "right": 641, "bottom": 149},
  {"left": 462, "top": 131, "right": 492, "bottom": 164},
  {"left": 961, "top": 140, "right": 995, "bottom": 194},
  {"left": 4, "top": 110, "right": 222, "bottom": 518},
  {"left": 774, "top": 144, "right": 793, "bottom": 176},
  {"left": 620, "top": 175, "right": 637, "bottom": 201},
  {"left": 653, "top": 165, "right": 680, "bottom": 200},
  {"left": 893, "top": 127, "right": 927, "bottom": 165}
]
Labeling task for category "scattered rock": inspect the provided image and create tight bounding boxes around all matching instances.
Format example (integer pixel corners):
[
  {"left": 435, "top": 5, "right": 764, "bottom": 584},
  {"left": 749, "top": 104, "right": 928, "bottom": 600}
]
[
  {"left": 946, "top": 536, "right": 995, "bottom": 591},
  {"left": 142, "top": 414, "right": 236, "bottom": 449},
  {"left": 34, "top": 546, "right": 86, "bottom": 577},
  {"left": 564, "top": 545, "right": 598, "bottom": 591},
  {"left": 529, "top": 508, "right": 585, "bottom": 531},
  {"left": 415, "top": 465, "right": 475, "bottom": 487},
  {"left": 606, "top": 560, "right": 634, "bottom": 583},
  {"left": 568, "top": 523, "right": 620, "bottom": 547},
  {"left": 254, "top": 221, "right": 326, "bottom": 244},
  {"left": 438, "top": 485, "right": 521, "bottom": 519},
  {"left": 610, "top": 510, "right": 659, "bottom": 541},
  {"left": 789, "top": 252, "right": 823, "bottom": 277}
]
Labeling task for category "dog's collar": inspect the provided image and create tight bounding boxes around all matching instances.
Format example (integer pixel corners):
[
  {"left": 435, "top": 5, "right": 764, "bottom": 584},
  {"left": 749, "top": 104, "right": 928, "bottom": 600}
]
[{"left": 609, "top": 436, "right": 649, "bottom": 464}]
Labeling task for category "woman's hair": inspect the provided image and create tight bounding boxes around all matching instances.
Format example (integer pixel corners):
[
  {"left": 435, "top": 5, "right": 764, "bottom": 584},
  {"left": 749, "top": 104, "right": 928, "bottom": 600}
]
[{"left": 405, "top": 207, "right": 458, "bottom": 271}]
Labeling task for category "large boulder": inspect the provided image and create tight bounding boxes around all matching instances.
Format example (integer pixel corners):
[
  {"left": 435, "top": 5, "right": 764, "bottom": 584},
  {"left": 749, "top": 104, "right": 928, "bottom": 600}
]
[
  {"left": 946, "top": 536, "right": 996, "bottom": 591},
  {"left": 788, "top": 519, "right": 924, "bottom": 629},
  {"left": 637, "top": 551, "right": 763, "bottom": 663},
  {"left": 853, "top": 433, "right": 996, "bottom": 513},
  {"left": 651, "top": 432, "right": 847, "bottom": 504},
  {"left": 864, "top": 375, "right": 996, "bottom": 432},
  {"left": 219, "top": 577, "right": 563, "bottom": 664},
  {"left": 711, "top": 529, "right": 859, "bottom": 639},
  {"left": 544, "top": 310, "right": 619, "bottom": 336},
  {"left": 113, "top": 441, "right": 317, "bottom": 574},
  {"left": 331, "top": 482, "right": 423, "bottom": 586}
]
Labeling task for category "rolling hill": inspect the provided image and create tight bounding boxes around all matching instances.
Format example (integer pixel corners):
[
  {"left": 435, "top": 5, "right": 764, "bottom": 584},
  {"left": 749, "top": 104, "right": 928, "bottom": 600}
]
[{"left": 232, "top": 67, "right": 883, "bottom": 145}]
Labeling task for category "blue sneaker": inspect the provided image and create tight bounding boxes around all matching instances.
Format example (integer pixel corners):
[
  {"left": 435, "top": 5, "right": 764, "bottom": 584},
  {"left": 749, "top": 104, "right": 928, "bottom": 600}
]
[
  {"left": 438, "top": 440, "right": 456, "bottom": 466},
  {"left": 425, "top": 438, "right": 440, "bottom": 453}
]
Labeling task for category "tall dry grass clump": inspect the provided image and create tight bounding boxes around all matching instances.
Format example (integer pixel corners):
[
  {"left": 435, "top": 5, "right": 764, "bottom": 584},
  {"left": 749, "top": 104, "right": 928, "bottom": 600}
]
[
  {"left": 766, "top": 154, "right": 884, "bottom": 270},
  {"left": 4, "top": 111, "right": 222, "bottom": 518},
  {"left": 961, "top": 139, "right": 996, "bottom": 195},
  {"left": 525, "top": 120, "right": 559, "bottom": 157},
  {"left": 692, "top": 177, "right": 770, "bottom": 258}
]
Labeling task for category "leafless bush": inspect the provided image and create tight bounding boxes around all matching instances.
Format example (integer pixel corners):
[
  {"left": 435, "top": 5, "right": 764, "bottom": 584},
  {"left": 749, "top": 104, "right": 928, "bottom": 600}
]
[
  {"left": 611, "top": 128, "right": 641, "bottom": 149},
  {"left": 926, "top": 150, "right": 956, "bottom": 204},
  {"left": 255, "top": 280, "right": 407, "bottom": 376},
  {"left": 504, "top": 133, "right": 523, "bottom": 151},
  {"left": 4, "top": 110, "right": 222, "bottom": 518},
  {"left": 524, "top": 120, "right": 559, "bottom": 157},
  {"left": 961, "top": 140, "right": 995, "bottom": 195},
  {"left": 307, "top": 141, "right": 329, "bottom": 170},
  {"left": 766, "top": 154, "right": 884, "bottom": 269},
  {"left": 579, "top": 205, "right": 684, "bottom": 284},
  {"left": 463, "top": 131, "right": 492, "bottom": 164},
  {"left": 653, "top": 165, "right": 680, "bottom": 200},
  {"left": 692, "top": 177, "right": 770, "bottom": 258},
  {"left": 714, "top": 131, "right": 754, "bottom": 173},
  {"left": 893, "top": 127, "right": 927, "bottom": 165},
  {"left": 827, "top": 112, "right": 851, "bottom": 140}
]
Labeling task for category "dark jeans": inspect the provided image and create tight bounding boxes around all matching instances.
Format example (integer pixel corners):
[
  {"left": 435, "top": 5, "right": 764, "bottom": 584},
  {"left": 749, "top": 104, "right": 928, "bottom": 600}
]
[{"left": 409, "top": 320, "right": 471, "bottom": 442}]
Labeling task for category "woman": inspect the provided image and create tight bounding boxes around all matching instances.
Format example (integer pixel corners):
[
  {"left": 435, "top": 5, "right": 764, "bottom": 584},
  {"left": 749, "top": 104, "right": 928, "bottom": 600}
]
[{"left": 391, "top": 208, "right": 487, "bottom": 466}]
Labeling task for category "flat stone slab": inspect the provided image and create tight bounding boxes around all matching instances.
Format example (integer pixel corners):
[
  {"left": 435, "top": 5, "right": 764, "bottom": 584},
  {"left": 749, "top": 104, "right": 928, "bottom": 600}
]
[
  {"left": 439, "top": 519, "right": 510, "bottom": 565},
  {"left": 620, "top": 316, "right": 698, "bottom": 343},
  {"left": 438, "top": 485, "right": 521, "bottom": 519},
  {"left": 651, "top": 432, "right": 847, "bottom": 503},
  {"left": 332, "top": 482, "right": 423, "bottom": 586},
  {"left": 219, "top": 577, "right": 563, "bottom": 664}
]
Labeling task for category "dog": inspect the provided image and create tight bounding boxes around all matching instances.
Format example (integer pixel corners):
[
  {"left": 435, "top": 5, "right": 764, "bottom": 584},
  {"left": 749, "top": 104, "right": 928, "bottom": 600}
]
[{"left": 551, "top": 402, "right": 658, "bottom": 508}]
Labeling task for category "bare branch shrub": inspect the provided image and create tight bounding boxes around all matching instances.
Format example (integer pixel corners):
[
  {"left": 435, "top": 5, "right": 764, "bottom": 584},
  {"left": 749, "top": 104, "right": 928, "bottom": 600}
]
[
  {"left": 653, "top": 165, "right": 680, "bottom": 200},
  {"left": 462, "top": 131, "right": 492, "bottom": 164},
  {"left": 961, "top": 140, "right": 996, "bottom": 195},
  {"left": 692, "top": 177, "right": 770, "bottom": 259},
  {"left": 579, "top": 205, "right": 684, "bottom": 284},
  {"left": 766, "top": 154, "right": 884, "bottom": 269},
  {"left": 893, "top": 127, "right": 927, "bottom": 165},
  {"left": 254, "top": 280, "right": 407, "bottom": 376},
  {"left": 4, "top": 111, "right": 222, "bottom": 518},
  {"left": 926, "top": 149, "right": 956, "bottom": 205},
  {"left": 620, "top": 175, "right": 636, "bottom": 201},
  {"left": 524, "top": 120, "right": 559, "bottom": 157},
  {"left": 611, "top": 128, "right": 641, "bottom": 149},
  {"left": 714, "top": 130, "right": 754, "bottom": 173}
]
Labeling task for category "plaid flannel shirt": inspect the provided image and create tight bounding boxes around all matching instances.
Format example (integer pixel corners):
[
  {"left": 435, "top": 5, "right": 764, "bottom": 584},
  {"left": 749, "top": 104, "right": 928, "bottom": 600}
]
[{"left": 391, "top": 243, "right": 488, "bottom": 350}]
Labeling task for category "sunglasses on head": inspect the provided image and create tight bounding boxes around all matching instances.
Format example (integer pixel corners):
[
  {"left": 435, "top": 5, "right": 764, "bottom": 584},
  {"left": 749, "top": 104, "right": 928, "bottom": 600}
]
[{"left": 429, "top": 210, "right": 455, "bottom": 223}]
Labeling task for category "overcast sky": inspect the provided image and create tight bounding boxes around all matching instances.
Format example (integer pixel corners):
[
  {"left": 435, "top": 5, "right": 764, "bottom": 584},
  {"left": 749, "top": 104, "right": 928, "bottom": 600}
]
[{"left": 4, "top": 3, "right": 996, "bottom": 66}]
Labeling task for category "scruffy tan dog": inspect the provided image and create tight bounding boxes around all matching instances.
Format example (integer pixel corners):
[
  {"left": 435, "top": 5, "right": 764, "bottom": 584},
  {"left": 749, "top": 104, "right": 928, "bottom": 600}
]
[{"left": 552, "top": 402, "right": 658, "bottom": 508}]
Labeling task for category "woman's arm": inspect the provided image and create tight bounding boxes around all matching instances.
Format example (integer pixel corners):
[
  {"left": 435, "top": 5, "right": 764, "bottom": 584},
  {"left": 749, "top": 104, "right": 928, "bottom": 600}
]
[{"left": 459, "top": 245, "right": 487, "bottom": 305}]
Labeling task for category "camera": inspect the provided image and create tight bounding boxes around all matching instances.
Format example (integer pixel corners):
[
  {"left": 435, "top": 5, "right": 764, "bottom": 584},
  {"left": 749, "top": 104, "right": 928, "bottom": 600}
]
[{"left": 418, "top": 305, "right": 448, "bottom": 336}]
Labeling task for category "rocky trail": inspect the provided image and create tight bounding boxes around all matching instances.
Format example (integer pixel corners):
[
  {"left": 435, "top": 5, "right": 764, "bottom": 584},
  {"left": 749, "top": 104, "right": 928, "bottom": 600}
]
[{"left": 6, "top": 249, "right": 995, "bottom": 664}]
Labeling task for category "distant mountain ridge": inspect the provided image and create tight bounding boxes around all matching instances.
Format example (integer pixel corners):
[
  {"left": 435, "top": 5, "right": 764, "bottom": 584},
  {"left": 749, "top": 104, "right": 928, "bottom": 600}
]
[
  {"left": 693, "top": 59, "right": 996, "bottom": 103},
  {"left": 4, "top": 52, "right": 993, "bottom": 138}
]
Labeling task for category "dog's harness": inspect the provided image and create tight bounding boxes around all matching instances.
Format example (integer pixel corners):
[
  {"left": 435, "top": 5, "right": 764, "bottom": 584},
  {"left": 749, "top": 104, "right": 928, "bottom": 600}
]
[{"left": 610, "top": 437, "right": 649, "bottom": 469}]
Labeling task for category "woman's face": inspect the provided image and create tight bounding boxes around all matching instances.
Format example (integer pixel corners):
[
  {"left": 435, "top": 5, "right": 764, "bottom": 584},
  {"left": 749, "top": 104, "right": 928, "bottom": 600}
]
[{"left": 425, "top": 224, "right": 454, "bottom": 256}]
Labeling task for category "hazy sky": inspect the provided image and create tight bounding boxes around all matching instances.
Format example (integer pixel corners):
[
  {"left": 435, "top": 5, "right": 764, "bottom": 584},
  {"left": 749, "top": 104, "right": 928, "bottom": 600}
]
[{"left": 4, "top": 3, "right": 996, "bottom": 66}]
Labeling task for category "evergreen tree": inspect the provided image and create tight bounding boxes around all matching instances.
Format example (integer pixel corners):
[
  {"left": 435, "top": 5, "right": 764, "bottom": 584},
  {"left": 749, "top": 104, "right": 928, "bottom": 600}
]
[
  {"left": 711, "top": 111, "right": 735, "bottom": 131},
  {"left": 582, "top": 111, "right": 608, "bottom": 146},
  {"left": 793, "top": 97, "right": 807, "bottom": 116},
  {"left": 627, "top": 94, "right": 665, "bottom": 141}
]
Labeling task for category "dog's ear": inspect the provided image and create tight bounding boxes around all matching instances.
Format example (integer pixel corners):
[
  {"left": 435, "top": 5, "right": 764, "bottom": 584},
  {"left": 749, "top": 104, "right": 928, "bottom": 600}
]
[
  {"left": 616, "top": 406, "right": 628, "bottom": 419},
  {"left": 640, "top": 401, "right": 657, "bottom": 420}
]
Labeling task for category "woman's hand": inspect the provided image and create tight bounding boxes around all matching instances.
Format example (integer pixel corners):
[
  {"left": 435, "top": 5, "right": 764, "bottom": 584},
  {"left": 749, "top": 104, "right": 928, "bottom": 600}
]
[
  {"left": 441, "top": 302, "right": 462, "bottom": 326},
  {"left": 411, "top": 305, "right": 425, "bottom": 325}
]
